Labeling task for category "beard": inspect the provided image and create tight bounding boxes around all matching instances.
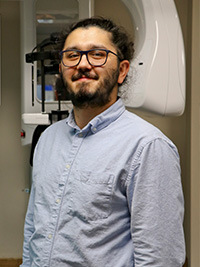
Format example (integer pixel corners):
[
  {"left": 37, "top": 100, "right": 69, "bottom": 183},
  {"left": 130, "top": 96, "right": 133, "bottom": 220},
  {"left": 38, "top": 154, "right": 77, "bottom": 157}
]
[{"left": 60, "top": 68, "right": 120, "bottom": 108}]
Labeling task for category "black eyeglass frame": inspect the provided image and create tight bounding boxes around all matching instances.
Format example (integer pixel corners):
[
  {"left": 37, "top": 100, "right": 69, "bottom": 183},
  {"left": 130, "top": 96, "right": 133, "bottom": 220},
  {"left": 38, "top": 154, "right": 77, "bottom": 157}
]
[{"left": 59, "top": 48, "right": 121, "bottom": 67}]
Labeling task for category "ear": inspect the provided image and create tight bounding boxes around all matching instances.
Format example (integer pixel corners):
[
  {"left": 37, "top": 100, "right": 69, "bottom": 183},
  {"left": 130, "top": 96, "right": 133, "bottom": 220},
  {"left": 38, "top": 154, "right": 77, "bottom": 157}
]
[
  {"left": 118, "top": 60, "right": 130, "bottom": 84},
  {"left": 59, "top": 63, "right": 62, "bottom": 73}
]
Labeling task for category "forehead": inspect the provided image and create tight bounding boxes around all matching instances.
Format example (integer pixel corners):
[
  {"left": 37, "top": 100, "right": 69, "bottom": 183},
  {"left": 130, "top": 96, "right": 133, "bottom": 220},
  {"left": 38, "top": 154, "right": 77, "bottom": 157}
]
[{"left": 63, "top": 26, "right": 115, "bottom": 50}]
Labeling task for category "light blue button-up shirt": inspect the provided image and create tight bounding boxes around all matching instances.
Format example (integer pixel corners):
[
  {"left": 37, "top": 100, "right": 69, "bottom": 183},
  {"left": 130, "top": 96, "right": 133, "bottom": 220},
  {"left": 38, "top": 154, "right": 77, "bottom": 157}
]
[{"left": 21, "top": 99, "right": 185, "bottom": 267}]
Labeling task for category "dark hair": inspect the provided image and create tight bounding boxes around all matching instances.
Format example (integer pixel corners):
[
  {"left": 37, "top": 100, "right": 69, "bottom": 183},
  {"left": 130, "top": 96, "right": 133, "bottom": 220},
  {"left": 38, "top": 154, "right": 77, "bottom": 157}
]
[{"left": 58, "top": 17, "right": 134, "bottom": 63}]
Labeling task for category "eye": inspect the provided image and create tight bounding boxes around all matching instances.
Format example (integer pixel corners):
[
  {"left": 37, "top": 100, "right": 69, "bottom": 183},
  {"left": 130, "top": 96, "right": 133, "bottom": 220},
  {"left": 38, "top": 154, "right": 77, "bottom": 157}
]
[
  {"left": 89, "top": 50, "right": 106, "bottom": 59},
  {"left": 65, "top": 51, "right": 80, "bottom": 60}
]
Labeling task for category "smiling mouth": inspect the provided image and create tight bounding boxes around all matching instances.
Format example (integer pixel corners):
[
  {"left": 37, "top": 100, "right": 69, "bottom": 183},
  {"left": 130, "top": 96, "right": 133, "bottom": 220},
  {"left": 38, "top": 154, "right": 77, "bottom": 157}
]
[
  {"left": 72, "top": 72, "right": 98, "bottom": 82},
  {"left": 77, "top": 77, "right": 98, "bottom": 83}
]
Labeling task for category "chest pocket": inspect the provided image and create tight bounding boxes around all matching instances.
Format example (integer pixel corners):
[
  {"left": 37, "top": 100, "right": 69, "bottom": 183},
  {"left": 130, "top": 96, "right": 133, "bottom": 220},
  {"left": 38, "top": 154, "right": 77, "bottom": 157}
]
[{"left": 66, "top": 170, "right": 114, "bottom": 221}]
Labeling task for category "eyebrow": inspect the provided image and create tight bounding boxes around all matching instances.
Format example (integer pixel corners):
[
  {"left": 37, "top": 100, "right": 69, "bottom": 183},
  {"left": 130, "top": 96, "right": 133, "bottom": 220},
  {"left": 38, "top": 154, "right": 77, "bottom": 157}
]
[{"left": 64, "top": 44, "right": 108, "bottom": 51}]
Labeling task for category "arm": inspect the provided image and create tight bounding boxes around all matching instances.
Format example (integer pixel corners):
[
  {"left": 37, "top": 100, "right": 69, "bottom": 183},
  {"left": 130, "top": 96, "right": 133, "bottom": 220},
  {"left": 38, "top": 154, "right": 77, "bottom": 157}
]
[
  {"left": 127, "top": 138, "right": 185, "bottom": 266},
  {"left": 20, "top": 185, "right": 35, "bottom": 267}
]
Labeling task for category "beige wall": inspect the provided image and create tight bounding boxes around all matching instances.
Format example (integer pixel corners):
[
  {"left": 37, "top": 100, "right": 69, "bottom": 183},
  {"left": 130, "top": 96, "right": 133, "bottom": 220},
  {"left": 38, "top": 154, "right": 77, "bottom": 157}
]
[
  {"left": 190, "top": 0, "right": 200, "bottom": 265},
  {"left": 0, "top": 1, "right": 30, "bottom": 258},
  {"left": 0, "top": 0, "right": 195, "bottom": 265}
]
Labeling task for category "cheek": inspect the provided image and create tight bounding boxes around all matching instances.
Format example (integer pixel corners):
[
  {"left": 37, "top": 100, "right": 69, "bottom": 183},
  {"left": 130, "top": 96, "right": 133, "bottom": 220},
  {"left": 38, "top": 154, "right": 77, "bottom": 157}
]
[{"left": 61, "top": 67, "right": 73, "bottom": 81}]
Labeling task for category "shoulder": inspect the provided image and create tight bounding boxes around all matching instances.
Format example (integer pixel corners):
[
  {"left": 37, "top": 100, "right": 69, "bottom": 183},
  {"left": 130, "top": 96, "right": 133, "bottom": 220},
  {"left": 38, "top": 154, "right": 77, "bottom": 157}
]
[
  {"left": 118, "top": 110, "right": 169, "bottom": 141},
  {"left": 34, "top": 119, "right": 69, "bottom": 156},
  {"left": 116, "top": 109, "right": 179, "bottom": 156},
  {"left": 39, "top": 119, "right": 68, "bottom": 141}
]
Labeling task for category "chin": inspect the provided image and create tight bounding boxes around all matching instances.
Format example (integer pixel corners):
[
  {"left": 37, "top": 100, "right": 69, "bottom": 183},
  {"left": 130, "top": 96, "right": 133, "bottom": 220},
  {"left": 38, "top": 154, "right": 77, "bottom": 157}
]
[{"left": 75, "top": 83, "right": 98, "bottom": 95}]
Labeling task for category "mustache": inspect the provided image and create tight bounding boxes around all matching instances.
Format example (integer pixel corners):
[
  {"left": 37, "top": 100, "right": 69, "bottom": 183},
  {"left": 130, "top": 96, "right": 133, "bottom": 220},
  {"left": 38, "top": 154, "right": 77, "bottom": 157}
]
[{"left": 72, "top": 71, "right": 99, "bottom": 81}]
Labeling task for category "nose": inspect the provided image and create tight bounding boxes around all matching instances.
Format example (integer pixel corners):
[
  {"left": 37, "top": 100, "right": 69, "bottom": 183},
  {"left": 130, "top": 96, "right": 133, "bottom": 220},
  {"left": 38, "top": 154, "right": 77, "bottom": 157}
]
[{"left": 77, "top": 54, "right": 92, "bottom": 69}]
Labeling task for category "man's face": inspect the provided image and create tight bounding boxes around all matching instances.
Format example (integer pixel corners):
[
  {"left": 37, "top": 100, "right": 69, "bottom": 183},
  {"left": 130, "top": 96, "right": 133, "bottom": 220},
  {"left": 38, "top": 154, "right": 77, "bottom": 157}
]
[{"left": 60, "top": 26, "right": 126, "bottom": 108}]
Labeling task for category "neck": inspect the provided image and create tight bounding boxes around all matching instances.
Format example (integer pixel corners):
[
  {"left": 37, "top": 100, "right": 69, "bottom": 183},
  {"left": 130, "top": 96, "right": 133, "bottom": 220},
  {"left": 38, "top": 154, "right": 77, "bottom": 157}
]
[{"left": 73, "top": 98, "right": 117, "bottom": 129}]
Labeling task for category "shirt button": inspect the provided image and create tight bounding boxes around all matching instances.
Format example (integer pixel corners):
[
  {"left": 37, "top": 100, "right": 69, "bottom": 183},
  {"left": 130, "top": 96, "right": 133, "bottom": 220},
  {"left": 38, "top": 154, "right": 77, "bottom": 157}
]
[
  {"left": 56, "top": 199, "right": 60, "bottom": 204},
  {"left": 78, "top": 133, "right": 83, "bottom": 137},
  {"left": 48, "top": 234, "right": 52, "bottom": 239},
  {"left": 93, "top": 127, "right": 97, "bottom": 132},
  {"left": 66, "top": 164, "right": 70, "bottom": 169}
]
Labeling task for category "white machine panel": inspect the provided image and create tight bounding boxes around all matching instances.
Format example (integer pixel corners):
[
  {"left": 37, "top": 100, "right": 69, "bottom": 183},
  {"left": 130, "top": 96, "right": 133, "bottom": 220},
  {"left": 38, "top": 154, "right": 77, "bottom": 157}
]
[{"left": 122, "top": 0, "right": 185, "bottom": 115}]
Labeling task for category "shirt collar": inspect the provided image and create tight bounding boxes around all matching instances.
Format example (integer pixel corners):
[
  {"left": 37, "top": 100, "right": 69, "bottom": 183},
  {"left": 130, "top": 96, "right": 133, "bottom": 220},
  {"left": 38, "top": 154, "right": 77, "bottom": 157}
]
[{"left": 66, "top": 98, "right": 125, "bottom": 134}]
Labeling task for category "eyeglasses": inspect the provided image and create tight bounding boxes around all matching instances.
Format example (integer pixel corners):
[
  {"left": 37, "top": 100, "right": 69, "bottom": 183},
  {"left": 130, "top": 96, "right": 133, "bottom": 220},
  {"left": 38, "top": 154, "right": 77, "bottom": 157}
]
[{"left": 59, "top": 48, "right": 120, "bottom": 67}]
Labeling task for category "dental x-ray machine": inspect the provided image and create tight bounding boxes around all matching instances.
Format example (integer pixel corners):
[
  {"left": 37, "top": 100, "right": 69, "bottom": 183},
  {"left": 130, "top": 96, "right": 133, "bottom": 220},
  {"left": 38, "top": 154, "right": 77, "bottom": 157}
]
[
  {"left": 122, "top": 0, "right": 185, "bottom": 115},
  {"left": 20, "top": 0, "right": 185, "bottom": 146}
]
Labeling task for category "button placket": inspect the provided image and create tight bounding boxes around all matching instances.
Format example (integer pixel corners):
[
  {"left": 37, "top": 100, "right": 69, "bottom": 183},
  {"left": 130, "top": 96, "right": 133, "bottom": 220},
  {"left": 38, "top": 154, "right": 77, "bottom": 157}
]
[{"left": 46, "top": 127, "right": 87, "bottom": 264}]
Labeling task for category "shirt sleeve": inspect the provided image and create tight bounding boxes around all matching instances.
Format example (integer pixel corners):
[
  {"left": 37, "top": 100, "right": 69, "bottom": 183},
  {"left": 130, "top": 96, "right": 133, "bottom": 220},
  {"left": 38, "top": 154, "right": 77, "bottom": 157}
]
[
  {"left": 20, "top": 184, "right": 35, "bottom": 267},
  {"left": 127, "top": 138, "right": 185, "bottom": 266}
]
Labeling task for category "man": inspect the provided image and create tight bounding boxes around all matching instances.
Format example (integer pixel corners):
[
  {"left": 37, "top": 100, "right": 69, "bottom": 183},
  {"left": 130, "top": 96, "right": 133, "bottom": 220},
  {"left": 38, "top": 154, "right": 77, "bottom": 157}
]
[{"left": 21, "top": 17, "right": 185, "bottom": 266}]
